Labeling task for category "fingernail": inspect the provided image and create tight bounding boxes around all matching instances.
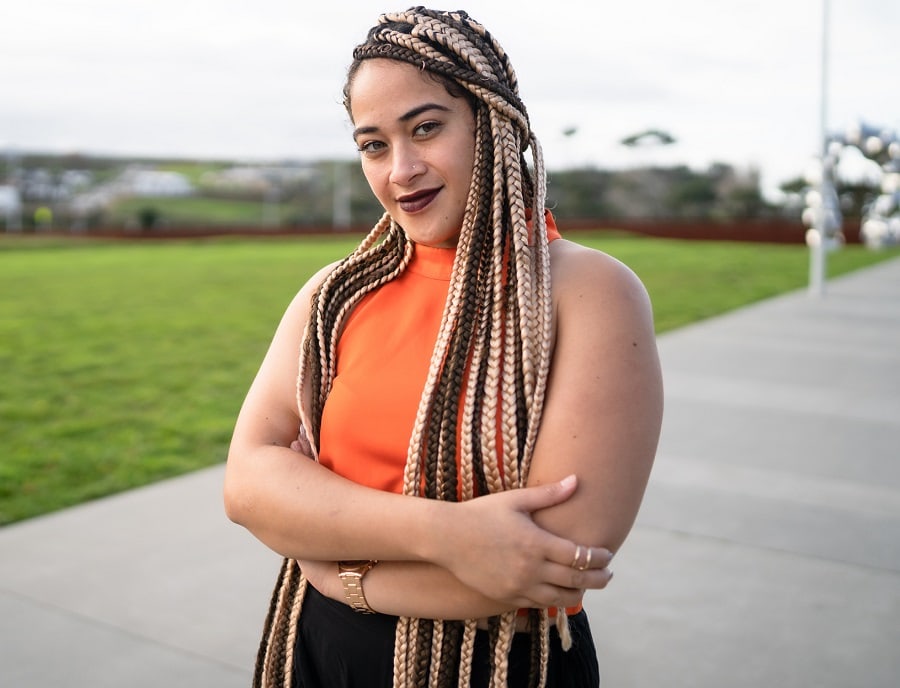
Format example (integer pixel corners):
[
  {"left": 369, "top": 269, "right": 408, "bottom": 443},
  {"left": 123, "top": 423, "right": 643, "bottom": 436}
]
[{"left": 560, "top": 474, "right": 577, "bottom": 489}]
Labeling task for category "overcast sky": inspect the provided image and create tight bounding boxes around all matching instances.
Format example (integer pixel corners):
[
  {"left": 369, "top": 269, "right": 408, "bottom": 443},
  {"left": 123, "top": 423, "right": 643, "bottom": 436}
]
[{"left": 2, "top": 0, "right": 897, "bottom": 197}]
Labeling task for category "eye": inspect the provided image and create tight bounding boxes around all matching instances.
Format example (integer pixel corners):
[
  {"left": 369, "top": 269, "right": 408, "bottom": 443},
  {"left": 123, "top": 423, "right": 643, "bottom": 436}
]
[
  {"left": 356, "top": 139, "right": 386, "bottom": 157},
  {"left": 413, "top": 120, "right": 442, "bottom": 138}
]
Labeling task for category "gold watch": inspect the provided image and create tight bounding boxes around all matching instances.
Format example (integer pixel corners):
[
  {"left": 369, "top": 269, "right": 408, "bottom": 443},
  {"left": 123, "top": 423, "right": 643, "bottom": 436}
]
[{"left": 337, "top": 560, "right": 378, "bottom": 614}]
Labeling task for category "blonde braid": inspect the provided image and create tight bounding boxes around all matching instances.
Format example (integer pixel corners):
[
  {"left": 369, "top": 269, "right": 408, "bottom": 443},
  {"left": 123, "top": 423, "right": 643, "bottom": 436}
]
[
  {"left": 393, "top": 617, "right": 415, "bottom": 686},
  {"left": 524, "top": 134, "right": 553, "bottom": 460},
  {"left": 252, "top": 560, "right": 306, "bottom": 688},
  {"left": 427, "top": 621, "right": 445, "bottom": 688},
  {"left": 456, "top": 621, "right": 478, "bottom": 686}
]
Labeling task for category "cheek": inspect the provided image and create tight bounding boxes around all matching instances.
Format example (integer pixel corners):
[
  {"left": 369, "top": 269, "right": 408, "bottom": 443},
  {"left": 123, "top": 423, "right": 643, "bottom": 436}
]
[{"left": 361, "top": 163, "right": 387, "bottom": 201}]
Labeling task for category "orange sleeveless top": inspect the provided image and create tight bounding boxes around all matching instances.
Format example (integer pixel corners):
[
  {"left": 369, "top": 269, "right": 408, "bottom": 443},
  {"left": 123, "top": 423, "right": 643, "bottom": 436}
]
[
  {"left": 318, "top": 213, "right": 561, "bottom": 489},
  {"left": 318, "top": 213, "right": 577, "bottom": 616}
]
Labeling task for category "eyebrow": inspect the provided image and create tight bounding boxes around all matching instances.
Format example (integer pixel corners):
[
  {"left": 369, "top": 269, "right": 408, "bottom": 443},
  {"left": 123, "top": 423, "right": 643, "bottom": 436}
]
[{"left": 352, "top": 102, "right": 452, "bottom": 141}]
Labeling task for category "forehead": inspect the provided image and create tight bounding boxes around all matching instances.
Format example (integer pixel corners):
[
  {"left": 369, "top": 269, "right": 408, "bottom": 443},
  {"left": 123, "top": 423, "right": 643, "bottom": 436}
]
[{"left": 348, "top": 59, "right": 456, "bottom": 124}]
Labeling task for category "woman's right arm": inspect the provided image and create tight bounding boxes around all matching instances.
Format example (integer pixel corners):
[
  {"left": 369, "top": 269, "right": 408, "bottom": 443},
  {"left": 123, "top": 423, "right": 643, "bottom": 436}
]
[{"left": 224, "top": 263, "right": 441, "bottom": 563}]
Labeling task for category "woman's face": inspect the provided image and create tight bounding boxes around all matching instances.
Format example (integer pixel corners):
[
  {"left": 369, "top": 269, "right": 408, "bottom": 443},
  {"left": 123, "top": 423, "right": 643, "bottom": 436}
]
[{"left": 349, "top": 59, "right": 476, "bottom": 248}]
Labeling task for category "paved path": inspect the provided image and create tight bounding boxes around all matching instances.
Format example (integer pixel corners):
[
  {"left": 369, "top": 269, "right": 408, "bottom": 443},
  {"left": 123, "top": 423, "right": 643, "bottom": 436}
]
[{"left": 2, "top": 257, "right": 899, "bottom": 687}]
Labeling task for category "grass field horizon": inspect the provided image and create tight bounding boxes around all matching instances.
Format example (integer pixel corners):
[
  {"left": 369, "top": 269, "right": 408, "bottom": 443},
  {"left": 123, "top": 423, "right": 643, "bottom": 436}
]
[{"left": 2, "top": 232, "right": 898, "bottom": 525}]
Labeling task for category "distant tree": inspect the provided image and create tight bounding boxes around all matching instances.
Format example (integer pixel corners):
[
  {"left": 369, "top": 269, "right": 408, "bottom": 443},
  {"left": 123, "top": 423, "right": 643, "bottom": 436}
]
[
  {"left": 779, "top": 177, "right": 807, "bottom": 196},
  {"left": 720, "top": 186, "right": 771, "bottom": 219},
  {"left": 706, "top": 163, "right": 772, "bottom": 219},
  {"left": 546, "top": 169, "right": 617, "bottom": 219},
  {"left": 138, "top": 206, "right": 160, "bottom": 230},
  {"left": 620, "top": 129, "right": 677, "bottom": 147},
  {"left": 666, "top": 172, "right": 717, "bottom": 218},
  {"left": 838, "top": 180, "right": 879, "bottom": 219}
]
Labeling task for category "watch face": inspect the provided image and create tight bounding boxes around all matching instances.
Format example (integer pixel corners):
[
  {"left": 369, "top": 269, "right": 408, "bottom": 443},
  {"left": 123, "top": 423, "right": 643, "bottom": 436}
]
[{"left": 339, "top": 560, "right": 374, "bottom": 574}]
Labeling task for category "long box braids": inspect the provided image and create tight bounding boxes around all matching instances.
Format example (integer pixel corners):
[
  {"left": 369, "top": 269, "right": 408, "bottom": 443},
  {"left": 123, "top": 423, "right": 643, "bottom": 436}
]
[{"left": 255, "top": 8, "right": 557, "bottom": 687}]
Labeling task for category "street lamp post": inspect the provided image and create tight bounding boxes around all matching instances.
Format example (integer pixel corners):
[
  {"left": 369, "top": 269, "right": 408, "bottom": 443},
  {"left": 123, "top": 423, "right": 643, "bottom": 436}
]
[{"left": 809, "top": 0, "right": 831, "bottom": 297}]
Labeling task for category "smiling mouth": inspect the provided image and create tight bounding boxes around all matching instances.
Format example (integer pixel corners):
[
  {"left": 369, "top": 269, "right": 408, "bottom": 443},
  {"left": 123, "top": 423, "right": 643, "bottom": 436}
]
[{"left": 397, "top": 188, "right": 440, "bottom": 213}]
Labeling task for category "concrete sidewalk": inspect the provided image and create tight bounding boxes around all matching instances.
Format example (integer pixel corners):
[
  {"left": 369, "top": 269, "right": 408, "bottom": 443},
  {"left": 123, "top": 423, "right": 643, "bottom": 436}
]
[
  {"left": 2, "top": 257, "right": 899, "bottom": 687},
  {"left": 592, "top": 257, "right": 900, "bottom": 687}
]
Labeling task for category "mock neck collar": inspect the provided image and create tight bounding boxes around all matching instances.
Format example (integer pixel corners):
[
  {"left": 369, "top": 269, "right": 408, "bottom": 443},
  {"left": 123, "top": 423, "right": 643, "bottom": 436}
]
[
  {"left": 407, "top": 242, "right": 455, "bottom": 280},
  {"left": 403, "top": 211, "right": 559, "bottom": 281}
]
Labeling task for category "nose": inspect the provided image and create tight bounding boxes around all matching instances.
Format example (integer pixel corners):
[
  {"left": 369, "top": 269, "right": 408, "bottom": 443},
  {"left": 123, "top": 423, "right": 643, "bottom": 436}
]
[{"left": 389, "top": 147, "right": 425, "bottom": 186}]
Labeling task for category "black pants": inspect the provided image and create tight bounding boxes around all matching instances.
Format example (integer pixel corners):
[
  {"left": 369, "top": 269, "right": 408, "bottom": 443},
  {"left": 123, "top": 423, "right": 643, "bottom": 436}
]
[{"left": 293, "top": 585, "right": 600, "bottom": 687}]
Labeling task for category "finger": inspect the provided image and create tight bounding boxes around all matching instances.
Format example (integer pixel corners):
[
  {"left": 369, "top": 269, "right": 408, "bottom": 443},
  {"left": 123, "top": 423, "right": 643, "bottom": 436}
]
[
  {"left": 569, "top": 565, "right": 613, "bottom": 591},
  {"left": 570, "top": 544, "right": 614, "bottom": 570},
  {"left": 546, "top": 538, "right": 614, "bottom": 571},
  {"left": 515, "top": 583, "right": 586, "bottom": 611},
  {"left": 290, "top": 438, "right": 313, "bottom": 456},
  {"left": 543, "top": 561, "right": 614, "bottom": 593},
  {"left": 513, "top": 475, "right": 578, "bottom": 513}
]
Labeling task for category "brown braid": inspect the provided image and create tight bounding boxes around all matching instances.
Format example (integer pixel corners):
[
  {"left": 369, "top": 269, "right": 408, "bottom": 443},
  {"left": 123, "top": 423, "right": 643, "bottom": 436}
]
[{"left": 254, "top": 7, "right": 556, "bottom": 687}]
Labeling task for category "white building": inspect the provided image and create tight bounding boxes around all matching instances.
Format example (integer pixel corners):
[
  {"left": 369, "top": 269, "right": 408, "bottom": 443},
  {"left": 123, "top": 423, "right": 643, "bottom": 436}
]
[
  {"left": 121, "top": 168, "right": 193, "bottom": 197},
  {"left": 0, "top": 185, "right": 23, "bottom": 230}
]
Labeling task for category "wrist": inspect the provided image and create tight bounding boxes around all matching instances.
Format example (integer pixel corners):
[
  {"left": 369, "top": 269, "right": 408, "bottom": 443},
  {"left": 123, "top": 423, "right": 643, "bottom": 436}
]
[
  {"left": 337, "top": 560, "right": 378, "bottom": 613},
  {"left": 414, "top": 499, "right": 456, "bottom": 566}
]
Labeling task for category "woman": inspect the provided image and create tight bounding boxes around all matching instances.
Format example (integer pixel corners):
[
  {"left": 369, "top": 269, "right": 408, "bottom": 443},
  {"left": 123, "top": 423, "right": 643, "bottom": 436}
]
[{"left": 224, "top": 7, "right": 663, "bottom": 688}]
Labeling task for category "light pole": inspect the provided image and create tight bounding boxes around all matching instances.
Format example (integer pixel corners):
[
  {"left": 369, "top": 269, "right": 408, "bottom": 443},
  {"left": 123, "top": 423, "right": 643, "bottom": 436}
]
[{"left": 808, "top": 0, "right": 832, "bottom": 297}]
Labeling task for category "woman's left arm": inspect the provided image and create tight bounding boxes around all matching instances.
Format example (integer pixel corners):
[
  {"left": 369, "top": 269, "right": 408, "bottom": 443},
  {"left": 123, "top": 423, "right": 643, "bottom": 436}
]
[{"left": 526, "top": 239, "right": 664, "bottom": 552}]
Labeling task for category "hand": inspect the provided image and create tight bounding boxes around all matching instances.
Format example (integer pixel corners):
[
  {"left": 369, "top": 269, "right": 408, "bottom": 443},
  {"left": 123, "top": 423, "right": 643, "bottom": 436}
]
[
  {"left": 438, "top": 475, "right": 614, "bottom": 609},
  {"left": 298, "top": 559, "right": 339, "bottom": 598}
]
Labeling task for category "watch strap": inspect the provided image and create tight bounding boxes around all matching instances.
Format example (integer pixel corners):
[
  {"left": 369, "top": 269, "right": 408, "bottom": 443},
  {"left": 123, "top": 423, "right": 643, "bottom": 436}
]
[{"left": 338, "top": 560, "right": 377, "bottom": 614}]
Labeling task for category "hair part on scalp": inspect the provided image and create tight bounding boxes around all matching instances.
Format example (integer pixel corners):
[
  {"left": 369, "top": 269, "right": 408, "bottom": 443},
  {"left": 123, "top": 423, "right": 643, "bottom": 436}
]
[{"left": 255, "top": 8, "right": 556, "bottom": 688}]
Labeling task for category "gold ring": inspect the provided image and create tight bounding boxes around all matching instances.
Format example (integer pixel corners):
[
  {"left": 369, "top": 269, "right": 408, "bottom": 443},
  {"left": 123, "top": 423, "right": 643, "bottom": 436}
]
[
  {"left": 579, "top": 548, "right": 592, "bottom": 571},
  {"left": 571, "top": 545, "right": 583, "bottom": 569}
]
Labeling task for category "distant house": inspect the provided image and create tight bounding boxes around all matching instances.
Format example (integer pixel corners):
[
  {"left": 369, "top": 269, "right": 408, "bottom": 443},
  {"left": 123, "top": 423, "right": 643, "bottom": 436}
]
[
  {"left": 0, "top": 185, "right": 23, "bottom": 230},
  {"left": 199, "top": 164, "right": 316, "bottom": 193},
  {"left": 121, "top": 169, "right": 193, "bottom": 197}
]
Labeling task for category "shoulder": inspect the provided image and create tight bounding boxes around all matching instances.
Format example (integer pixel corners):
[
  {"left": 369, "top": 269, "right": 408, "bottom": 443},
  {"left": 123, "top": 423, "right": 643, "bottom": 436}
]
[
  {"left": 549, "top": 238, "right": 654, "bottom": 329},
  {"left": 283, "top": 260, "right": 342, "bottom": 320}
]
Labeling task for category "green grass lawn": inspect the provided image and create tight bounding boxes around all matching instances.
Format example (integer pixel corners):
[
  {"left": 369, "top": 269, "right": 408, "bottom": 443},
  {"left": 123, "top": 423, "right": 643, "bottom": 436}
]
[
  {"left": 1, "top": 232, "right": 898, "bottom": 525},
  {"left": 108, "top": 195, "right": 284, "bottom": 226}
]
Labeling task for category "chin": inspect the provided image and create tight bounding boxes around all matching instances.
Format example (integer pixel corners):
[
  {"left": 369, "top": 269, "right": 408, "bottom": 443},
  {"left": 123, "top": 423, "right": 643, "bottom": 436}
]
[{"left": 399, "top": 220, "right": 458, "bottom": 247}]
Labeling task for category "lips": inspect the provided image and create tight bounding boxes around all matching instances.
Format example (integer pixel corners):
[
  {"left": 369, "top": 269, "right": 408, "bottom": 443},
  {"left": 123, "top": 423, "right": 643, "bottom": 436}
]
[{"left": 397, "top": 188, "right": 440, "bottom": 213}]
